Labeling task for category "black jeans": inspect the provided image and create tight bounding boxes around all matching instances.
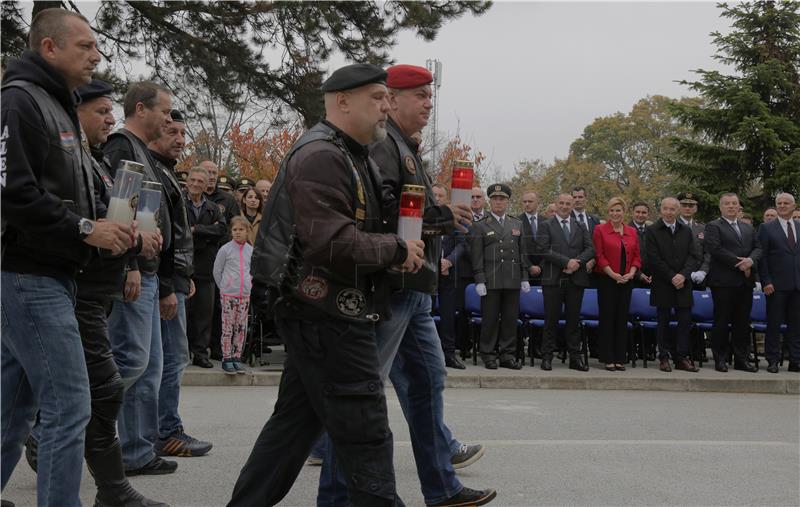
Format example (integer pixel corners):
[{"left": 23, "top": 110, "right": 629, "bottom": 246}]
[
  {"left": 228, "top": 316, "right": 404, "bottom": 507},
  {"left": 710, "top": 286, "right": 753, "bottom": 364},
  {"left": 765, "top": 290, "right": 800, "bottom": 364},
  {"left": 598, "top": 277, "right": 632, "bottom": 364},
  {"left": 187, "top": 278, "right": 215, "bottom": 359}
]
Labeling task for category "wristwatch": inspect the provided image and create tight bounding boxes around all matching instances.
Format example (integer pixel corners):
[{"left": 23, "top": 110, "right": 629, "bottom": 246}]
[{"left": 78, "top": 218, "right": 94, "bottom": 239}]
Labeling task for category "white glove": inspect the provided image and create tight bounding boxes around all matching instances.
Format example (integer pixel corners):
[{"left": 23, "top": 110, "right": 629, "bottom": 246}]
[
  {"left": 521, "top": 281, "right": 531, "bottom": 293},
  {"left": 475, "top": 283, "right": 487, "bottom": 297},
  {"left": 690, "top": 271, "right": 707, "bottom": 284},
  {"left": 754, "top": 282, "right": 762, "bottom": 293}
]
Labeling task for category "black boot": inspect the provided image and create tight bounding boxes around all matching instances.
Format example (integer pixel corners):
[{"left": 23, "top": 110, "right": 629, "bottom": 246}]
[{"left": 88, "top": 442, "right": 170, "bottom": 507}]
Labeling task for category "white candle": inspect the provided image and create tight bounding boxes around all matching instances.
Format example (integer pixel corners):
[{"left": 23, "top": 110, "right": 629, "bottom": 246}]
[
  {"left": 450, "top": 188, "right": 472, "bottom": 208},
  {"left": 136, "top": 210, "right": 158, "bottom": 233},
  {"left": 106, "top": 196, "right": 135, "bottom": 225},
  {"left": 398, "top": 216, "right": 422, "bottom": 242}
]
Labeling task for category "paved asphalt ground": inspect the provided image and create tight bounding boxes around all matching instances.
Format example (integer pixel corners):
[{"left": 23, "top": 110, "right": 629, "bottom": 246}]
[{"left": 4, "top": 386, "right": 799, "bottom": 507}]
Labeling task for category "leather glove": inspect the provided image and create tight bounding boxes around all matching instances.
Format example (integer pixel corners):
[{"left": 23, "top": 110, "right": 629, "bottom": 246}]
[
  {"left": 475, "top": 283, "right": 487, "bottom": 297},
  {"left": 521, "top": 281, "right": 531, "bottom": 293},
  {"left": 690, "top": 271, "right": 707, "bottom": 284}
]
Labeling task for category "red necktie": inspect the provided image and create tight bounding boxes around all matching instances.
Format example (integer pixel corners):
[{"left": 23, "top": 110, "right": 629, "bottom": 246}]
[{"left": 789, "top": 222, "right": 796, "bottom": 249}]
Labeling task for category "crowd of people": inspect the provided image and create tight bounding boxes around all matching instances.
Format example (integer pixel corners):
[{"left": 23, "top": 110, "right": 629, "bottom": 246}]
[
  {"left": 2, "top": 8, "right": 799, "bottom": 507},
  {"left": 437, "top": 184, "right": 799, "bottom": 375}
]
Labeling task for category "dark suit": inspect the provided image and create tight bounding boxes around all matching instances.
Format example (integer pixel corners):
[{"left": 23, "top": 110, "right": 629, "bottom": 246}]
[
  {"left": 630, "top": 221, "right": 652, "bottom": 286},
  {"left": 757, "top": 218, "right": 800, "bottom": 366},
  {"left": 645, "top": 219, "right": 700, "bottom": 361},
  {"left": 536, "top": 214, "right": 595, "bottom": 358},
  {"left": 704, "top": 218, "right": 761, "bottom": 365},
  {"left": 518, "top": 212, "right": 544, "bottom": 284},
  {"left": 470, "top": 214, "right": 529, "bottom": 363},
  {"left": 571, "top": 210, "right": 600, "bottom": 235},
  {"left": 438, "top": 232, "right": 466, "bottom": 356}
]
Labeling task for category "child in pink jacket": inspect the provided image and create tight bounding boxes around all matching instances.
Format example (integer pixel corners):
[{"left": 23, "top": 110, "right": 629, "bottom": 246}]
[{"left": 213, "top": 216, "right": 254, "bottom": 374}]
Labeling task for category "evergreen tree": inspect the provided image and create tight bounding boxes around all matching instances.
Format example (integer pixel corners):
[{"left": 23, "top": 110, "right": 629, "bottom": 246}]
[{"left": 668, "top": 1, "right": 800, "bottom": 213}]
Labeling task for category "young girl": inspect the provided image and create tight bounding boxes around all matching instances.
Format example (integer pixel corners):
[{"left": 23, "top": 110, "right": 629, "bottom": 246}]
[{"left": 212, "top": 216, "right": 254, "bottom": 374}]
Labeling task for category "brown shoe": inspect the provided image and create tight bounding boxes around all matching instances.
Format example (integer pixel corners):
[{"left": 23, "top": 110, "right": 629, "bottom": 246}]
[
  {"left": 675, "top": 357, "right": 699, "bottom": 372},
  {"left": 659, "top": 358, "right": 672, "bottom": 372}
]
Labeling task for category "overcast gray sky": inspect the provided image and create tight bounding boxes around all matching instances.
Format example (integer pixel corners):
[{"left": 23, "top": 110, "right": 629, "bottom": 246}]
[{"left": 382, "top": 1, "right": 732, "bottom": 176}]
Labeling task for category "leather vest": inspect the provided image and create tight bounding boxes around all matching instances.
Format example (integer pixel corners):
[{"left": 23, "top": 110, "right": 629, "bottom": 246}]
[
  {"left": 109, "top": 129, "right": 171, "bottom": 272},
  {"left": 383, "top": 121, "right": 441, "bottom": 293},
  {"left": 252, "top": 122, "right": 386, "bottom": 322},
  {"left": 153, "top": 157, "right": 194, "bottom": 280},
  {"left": 2, "top": 80, "right": 95, "bottom": 266}
]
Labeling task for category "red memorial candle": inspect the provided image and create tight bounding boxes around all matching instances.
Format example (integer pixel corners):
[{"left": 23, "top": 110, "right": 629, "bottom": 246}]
[{"left": 450, "top": 160, "right": 474, "bottom": 208}]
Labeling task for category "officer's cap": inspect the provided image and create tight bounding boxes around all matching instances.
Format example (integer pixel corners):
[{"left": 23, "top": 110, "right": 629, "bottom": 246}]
[
  {"left": 677, "top": 192, "right": 698, "bottom": 204},
  {"left": 176, "top": 170, "right": 189, "bottom": 185},
  {"left": 487, "top": 183, "right": 512, "bottom": 199},
  {"left": 218, "top": 175, "right": 234, "bottom": 191},
  {"left": 237, "top": 178, "right": 254, "bottom": 191},
  {"left": 320, "top": 64, "right": 387, "bottom": 93},
  {"left": 76, "top": 79, "right": 113, "bottom": 103}
]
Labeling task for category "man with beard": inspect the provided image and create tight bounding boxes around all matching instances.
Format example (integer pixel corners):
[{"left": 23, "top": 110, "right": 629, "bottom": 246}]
[
  {"left": 147, "top": 110, "right": 213, "bottom": 457},
  {"left": 229, "top": 63, "right": 424, "bottom": 507},
  {"left": 317, "top": 64, "right": 495, "bottom": 507},
  {"left": 1, "top": 10, "right": 134, "bottom": 505},
  {"left": 103, "top": 80, "right": 178, "bottom": 475}
]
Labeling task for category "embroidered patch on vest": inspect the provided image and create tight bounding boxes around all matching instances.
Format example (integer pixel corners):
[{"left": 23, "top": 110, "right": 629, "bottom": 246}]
[
  {"left": 218, "top": 204, "right": 226, "bottom": 215},
  {"left": 300, "top": 276, "right": 329, "bottom": 301},
  {"left": 59, "top": 131, "right": 77, "bottom": 150},
  {"left": 336, "top": 288, "right": 365, "bottom": 317},
  {"left": 404, "top": 155, "right": 416, "bottom": 175}
]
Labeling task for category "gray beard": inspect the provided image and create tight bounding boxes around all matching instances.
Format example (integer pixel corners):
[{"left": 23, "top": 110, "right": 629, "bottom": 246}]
[{"left": 373, "top": 124, "right": 387, "bottom": 142}]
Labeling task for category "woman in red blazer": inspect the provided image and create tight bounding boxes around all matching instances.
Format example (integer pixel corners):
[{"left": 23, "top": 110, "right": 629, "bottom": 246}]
[{"left": 593, "top": 197, "right": 642, "bottom": 371}]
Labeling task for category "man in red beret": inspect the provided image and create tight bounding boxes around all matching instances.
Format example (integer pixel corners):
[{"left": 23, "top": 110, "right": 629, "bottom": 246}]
[{"left": 317, "top": 63, "right": 495, "bottom": 507}]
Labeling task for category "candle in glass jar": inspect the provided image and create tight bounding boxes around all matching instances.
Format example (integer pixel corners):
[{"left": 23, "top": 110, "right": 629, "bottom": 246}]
[
  {"left": 135, "top": 181, "right": 162, "bottom": 233},
  {"left": 450, "top": 160, "right": 474, "bottom": 208},
  {"left": 105, "top": 160, "right": 144, "bottom": 225},
  {"left": 398, "top": 184, "right": 425, "bottom": 241}
]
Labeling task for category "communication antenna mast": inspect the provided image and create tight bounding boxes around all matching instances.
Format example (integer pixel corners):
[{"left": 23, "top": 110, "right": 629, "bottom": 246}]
[{"left": 425, "top": 59, "right": 442, "bottom": 172}]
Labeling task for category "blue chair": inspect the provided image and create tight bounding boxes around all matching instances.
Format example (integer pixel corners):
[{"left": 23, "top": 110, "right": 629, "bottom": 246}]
[
  {"left": 750, "top": 291, "right": 786, "bottom": 366},
  {"left": 690, "top": 290, "right": 714, "bottom": 367},
  {"left": 628, "top": 288, "right": 659, "bottom": 368},
  {"left": 464, "top": 284, "right": 482, "bottom": 365},
  {"left": 519, "top": 287, "right": 572, "bottom": 364}
]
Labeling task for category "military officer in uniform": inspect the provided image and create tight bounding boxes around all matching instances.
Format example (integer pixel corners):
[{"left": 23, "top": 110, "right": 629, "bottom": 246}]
[
  {"left": 228, "top": 63, "right": 421, "bottom": 507},
  {"left": 678, "top": 191, "right": 711, "bottom": 362},
  {"left": 471, "top": 184, "right": 530, "bottom": 369}
]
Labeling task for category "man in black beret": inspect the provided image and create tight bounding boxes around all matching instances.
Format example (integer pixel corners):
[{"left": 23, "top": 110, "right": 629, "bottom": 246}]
[{"left": 229, "top": 63, "right": 422, "bottom": 506}]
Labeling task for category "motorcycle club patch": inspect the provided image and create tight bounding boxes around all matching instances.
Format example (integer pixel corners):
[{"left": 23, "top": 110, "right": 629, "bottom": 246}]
[
  {"left": 218, "top": 203, "right": 226, "bottom": 215},
  {"left": 300, "top": 276, "right": 328, "bottom": 300},
  {"left": 404, "top": 155, "right": 416, "bottom": 175},
  {"left": 336, "top": 288, "right": 365, "bottom": 317}
]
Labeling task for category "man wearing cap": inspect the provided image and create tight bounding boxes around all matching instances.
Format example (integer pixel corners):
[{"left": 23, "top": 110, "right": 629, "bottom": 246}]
[
  {"left": 471, "top": 183, "right": 530, "bottom": 370},
  {"left": 102, "top": 81, "right": 180, "bottom": 476},
  {"left": 677, "top": 191, "right": 711, "bottom": 361},
  {"left": 148, "top": 110, "right": 214, "bottom": 457},
  {"left": 537, "top": 193, "right": 595, "bottom": 371},
  {"left": 317, "top": 63, "right": 495, "bottom": 507},
  {"left": 235, "top": 177, "right": 253, "bottom": 199},
  {"left": 229, "top": 63, "right": 424, "bottom": 507}
]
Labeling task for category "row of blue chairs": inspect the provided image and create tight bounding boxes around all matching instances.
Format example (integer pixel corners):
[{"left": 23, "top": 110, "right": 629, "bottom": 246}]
[{"left": 445, "top": 284, "right": 779, "bottom": 368}]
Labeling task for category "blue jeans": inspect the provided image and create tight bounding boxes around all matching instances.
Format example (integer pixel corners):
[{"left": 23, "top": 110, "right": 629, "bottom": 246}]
[
  {"left": 159, "top": 291, "right": 189, "bottom": 439},
  {"left": 1, "top": 272, "right": 91, "bottom": 507},
  {"left": 319, "top": 290, "right": 463, "bottom": 506},
  {"left": 108, "top": 273, "right": 163, "bottom": 468}
]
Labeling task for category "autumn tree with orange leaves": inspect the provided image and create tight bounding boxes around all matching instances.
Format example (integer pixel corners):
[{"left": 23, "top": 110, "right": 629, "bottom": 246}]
[
  {"left": 226, "top": 124, "right": 301, "bottom": 182},
  {"left": 432, "top": 135, "right": 486, "bottom": 189}
]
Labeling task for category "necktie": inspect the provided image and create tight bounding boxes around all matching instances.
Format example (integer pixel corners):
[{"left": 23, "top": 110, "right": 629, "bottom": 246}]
[
  {"left": 498, "top": 216, "right": 504, "bottom": 226},
  {"left": 731, "top": 220, "right": 742, "bottom": 240},
  {"left": 531, "top": 216, "right": 537, "bottom": 236},
  {"left": 473, "top": 214, "right": 481, "bottom": 222},
  {"left": 562, "top": 219, "right": 570, "bottom": 240},
  {"left": 639, "top": 226, "right": 645, "bottom": 234},
  {"left": 788, "top": 222, "right": 796, "bottom": 249},
  {"left": 669, "top": 224, "right": 675, "bottom": 235},
  {"left": 578, "top": 213, "right": 587, "bottom": 229}
]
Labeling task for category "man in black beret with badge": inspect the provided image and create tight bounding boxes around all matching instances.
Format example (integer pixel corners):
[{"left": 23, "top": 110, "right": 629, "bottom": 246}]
[
  {"left": 229, "top": 63, "right": 424, "bottom": 507},
  {"left": 471, "top": 183, "right": 530, "bottom": 370}
]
